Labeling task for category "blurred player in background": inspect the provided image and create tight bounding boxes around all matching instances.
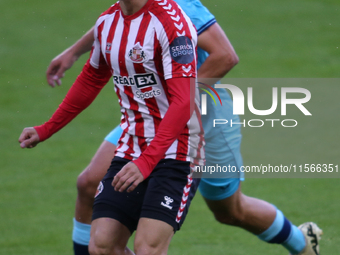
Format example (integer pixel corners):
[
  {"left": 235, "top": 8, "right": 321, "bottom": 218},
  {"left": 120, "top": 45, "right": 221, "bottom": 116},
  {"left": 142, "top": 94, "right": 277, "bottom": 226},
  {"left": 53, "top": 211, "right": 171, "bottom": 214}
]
[{"left": 35, "top": 0, "right": 322, "bottom": 255}]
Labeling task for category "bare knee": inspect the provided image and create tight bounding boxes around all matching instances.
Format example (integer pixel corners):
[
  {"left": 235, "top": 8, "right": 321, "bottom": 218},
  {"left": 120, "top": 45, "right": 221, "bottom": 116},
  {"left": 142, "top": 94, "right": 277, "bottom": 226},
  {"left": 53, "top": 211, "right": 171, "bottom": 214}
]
[
  {"left": 134, "top": 240, "right": 160, "bottom": 255},
  {"left": 89, "top": 218, "right": 132, "bottom": 255},
  {"left": 207, "top": 194, "right": 247, "bottom": 226},
  {"left": 134, "top": 220, "right": 172, "bottom": 255},
  {"left": 214, "top": 206, "right": 246, "bottom": 226},
  {"left": 89, "top": 245, "right": 126, "bottom": 255},
  {"left": 77, "top": 168, "right": 100, "bottom": 198},
  {"left": 89, "top": 236, "right": 110, "bottom": 255},
  {"left": 89, "top": 233, "right": 128, "bottom": 255},
  {"left": 89, "top": 244, "right": 110, "bottom": 255}
]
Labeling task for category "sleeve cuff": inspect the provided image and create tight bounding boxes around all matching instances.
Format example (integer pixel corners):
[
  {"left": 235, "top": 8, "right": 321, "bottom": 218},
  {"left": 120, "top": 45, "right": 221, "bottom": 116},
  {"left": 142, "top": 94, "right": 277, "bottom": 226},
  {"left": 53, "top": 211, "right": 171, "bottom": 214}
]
[
  {"left": 33, "top": 125, "right": 48, "bottom": 142},
  {"left": 133, "top": 157, "right": 152, "bottom": 180},
  {"left": 197, "top": 18, "right": 216, "bottom": 35}
]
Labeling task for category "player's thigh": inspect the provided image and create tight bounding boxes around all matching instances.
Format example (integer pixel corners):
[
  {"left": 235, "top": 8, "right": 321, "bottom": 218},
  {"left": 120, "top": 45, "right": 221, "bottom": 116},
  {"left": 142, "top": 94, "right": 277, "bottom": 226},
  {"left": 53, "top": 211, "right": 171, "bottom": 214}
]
[
  {"left": 141, "top": 159, "right": 200, "bottom": 231},
  {"left": 203, "top": 183, "right": 242, "bottom": 215},
  {"left": 93, "top": 157, "right": 148, "bottom": 233},
  {"left": 199, "top": 177, "right": 241, "bottom": 201},
  {"left": 79, "top": 140, "right": 117, "bottom": 187},
  {"left": 198, "top": 124, "right": 243, "bottom": 200},
  {"left": 89, "top": 217, "right": 131, "bottom": 254},
  {"left": 134, "top": 218, "right": 174, "bottom": 255}
]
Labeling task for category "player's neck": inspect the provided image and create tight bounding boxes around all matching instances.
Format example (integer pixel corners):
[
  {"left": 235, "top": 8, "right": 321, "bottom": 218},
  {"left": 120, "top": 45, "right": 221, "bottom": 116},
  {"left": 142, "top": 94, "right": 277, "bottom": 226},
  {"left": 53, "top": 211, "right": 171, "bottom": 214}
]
[{"left": 119, "top": 0, "right": 150, "bottom": 16}]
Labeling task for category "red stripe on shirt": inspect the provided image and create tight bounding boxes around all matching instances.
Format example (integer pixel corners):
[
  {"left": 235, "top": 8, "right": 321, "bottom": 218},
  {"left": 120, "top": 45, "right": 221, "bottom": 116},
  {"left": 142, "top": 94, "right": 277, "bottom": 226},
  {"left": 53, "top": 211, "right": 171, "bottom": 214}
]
[
  {"left": 151, "top": 0, "right": 196, "bottom": 78},
  {"left": 152, "top": 33, "right": 167, "bottom": 137},
  {"left": 105, "top": 12, "right": 120, "bottom": 67},
  {"left": 118, "top": 19, "right": 137, "bottom": 158},
  {"left": 133, "top": 13, "right": 154, "bottom": 153}
]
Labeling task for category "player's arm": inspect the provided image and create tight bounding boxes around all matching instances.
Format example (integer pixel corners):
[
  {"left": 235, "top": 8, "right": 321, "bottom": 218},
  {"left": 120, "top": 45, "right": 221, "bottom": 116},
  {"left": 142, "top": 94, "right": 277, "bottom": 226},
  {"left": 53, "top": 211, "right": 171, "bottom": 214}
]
[
  {"left": 19, "top": 59, "right": 112, "bottom": 148},
  {"left": 19, "top": 19, "right": 112, "bottom": 148},
  {"left": 197, "top": 22, "right": 239, "bottom": 84},
  {"left": 134, "top": 77, "right": 196, "bottom": 170},
  {"left": 46, "top": 27, "right": 95, "bottom": 87}
]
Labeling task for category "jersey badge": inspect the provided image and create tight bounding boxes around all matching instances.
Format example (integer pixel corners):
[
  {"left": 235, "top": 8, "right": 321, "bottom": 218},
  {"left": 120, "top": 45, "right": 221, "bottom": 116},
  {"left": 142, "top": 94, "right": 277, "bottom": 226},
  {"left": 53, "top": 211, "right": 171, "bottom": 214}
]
[
  {"left": 106, "top": 43, "right": 112, "bottom": 53},
  {"left": 128, "top": 42, "right": 147, "bottom": 63},
  {"left": 170, "top": 36, "right": 194, "bottom": 64}
]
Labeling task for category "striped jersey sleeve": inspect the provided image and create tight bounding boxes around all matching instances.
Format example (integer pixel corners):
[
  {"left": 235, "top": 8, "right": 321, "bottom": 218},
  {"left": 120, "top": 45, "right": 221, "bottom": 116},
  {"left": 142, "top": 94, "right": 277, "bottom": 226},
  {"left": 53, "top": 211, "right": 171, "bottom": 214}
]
[{"left": 149, "top": 0, "right": 197, "bottom": 80}]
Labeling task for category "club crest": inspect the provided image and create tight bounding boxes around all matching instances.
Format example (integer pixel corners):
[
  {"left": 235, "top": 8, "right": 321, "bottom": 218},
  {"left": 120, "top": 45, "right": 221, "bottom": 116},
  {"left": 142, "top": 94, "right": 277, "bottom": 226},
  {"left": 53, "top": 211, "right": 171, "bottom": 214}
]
[{"left": 128, "top": 42, "right": 147, "bottom": 63}]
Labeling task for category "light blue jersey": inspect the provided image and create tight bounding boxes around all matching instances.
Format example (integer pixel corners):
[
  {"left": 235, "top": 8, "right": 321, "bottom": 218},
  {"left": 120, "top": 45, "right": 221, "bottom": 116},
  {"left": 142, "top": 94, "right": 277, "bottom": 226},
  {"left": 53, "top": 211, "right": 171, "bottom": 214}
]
[{"left": 105, "top": 0, "right": 243, "bottom": 200}]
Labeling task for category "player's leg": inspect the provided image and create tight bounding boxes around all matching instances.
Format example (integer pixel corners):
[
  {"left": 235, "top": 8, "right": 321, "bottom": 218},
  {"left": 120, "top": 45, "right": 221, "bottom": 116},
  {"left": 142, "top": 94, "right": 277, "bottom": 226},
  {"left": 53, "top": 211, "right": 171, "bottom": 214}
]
[
  {"left": 73, "top": 140, "right": 116, "bottom": 253},
  {"left": 200, "top": 89, "right": 318, "bottom": 254},
  {"left": 200, "top": 132, "right": 309, "bottom": 255},
  {"left": 73, "top": 126, "right": 123, "bottom": 255},
  {"left": 203, "top": 185, "right": 309, "bottom": 254},
  {"left": 203, "top": 182, "right": 276, "bottom": 233},
  {"left": 75, "top": 140, "right": 117, "bottom": 223},
  {"left": 134, "top": 159, "right": 200, "bottom": 255},
  {"left": 90, "top": 157, "right": 147, "bottom": 255},
  {"left": 206, "top": 191, "right": 324, "bottom": 255},
  {"left": 89, "top": 218, "right": 133, "bottom": 255},
  {"left": 134, "top": 218, "right": 174, "bottom": 255}
]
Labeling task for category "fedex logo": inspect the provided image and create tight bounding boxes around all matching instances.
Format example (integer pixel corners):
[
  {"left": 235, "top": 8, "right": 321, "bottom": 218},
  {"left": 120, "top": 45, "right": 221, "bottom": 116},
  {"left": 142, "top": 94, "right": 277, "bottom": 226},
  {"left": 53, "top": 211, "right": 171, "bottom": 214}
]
[{"left": 113, "top": 73, "right": 157, "bottom": 89}]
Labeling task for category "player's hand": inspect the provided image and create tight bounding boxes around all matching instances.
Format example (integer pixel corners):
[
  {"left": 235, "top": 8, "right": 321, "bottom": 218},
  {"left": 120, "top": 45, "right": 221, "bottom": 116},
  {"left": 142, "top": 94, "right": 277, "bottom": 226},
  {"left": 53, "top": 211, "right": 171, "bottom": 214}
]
[
  {"left": 112, "top": 162, "right": 144, "bottom": 193},
  {"left": 46, "top": 49, "right": 78, "bottom": 88},
  {"left": 18, "top": 127, "right": 40, "bottom": 149}
]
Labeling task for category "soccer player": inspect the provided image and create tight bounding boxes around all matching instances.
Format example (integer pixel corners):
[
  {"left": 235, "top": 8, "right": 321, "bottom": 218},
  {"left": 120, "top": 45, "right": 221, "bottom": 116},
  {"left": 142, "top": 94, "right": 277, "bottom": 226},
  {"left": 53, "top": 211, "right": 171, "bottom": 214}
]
[
  {"left": 19, "top": 0, "right": 205, "bottom": 254},
  {"left": 38, "top": 1, "right": 322, "bottom": 255}
]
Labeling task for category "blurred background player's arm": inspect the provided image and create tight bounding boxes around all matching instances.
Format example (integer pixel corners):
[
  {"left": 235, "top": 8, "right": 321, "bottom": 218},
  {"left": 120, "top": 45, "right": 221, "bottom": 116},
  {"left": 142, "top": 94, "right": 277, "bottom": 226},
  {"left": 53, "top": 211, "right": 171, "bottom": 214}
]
[
  {"left": 197, "top": 22, "right": 239, "bottom": 84},
  {"left": 46, "top": 27, "right": 95, "bottom": 87}
]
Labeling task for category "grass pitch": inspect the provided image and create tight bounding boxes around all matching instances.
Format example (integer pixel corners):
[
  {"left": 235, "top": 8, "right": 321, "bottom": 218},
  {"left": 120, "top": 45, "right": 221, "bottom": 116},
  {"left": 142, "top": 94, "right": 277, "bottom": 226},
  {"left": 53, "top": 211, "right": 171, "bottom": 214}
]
[{"left": 1, "top": 0, "right": 339, "bottom": 254}]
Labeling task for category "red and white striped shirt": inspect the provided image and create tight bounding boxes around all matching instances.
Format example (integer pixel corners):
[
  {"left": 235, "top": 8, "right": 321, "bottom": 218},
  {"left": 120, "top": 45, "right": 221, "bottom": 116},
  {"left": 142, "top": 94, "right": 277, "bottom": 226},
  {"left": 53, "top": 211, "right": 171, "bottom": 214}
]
[{"left": 35, "top": 0, "right": 204, "bottom": 178}]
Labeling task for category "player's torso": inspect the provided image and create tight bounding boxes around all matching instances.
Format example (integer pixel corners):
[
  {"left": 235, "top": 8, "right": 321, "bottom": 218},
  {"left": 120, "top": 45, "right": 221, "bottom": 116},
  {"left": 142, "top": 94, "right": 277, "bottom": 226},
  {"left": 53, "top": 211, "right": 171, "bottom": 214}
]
[
  {"left": 97, "top": 1, "right": 197, "bottom": 118},
  {"left": 98, "top": 10, "right": 166, "bottom": 112},
  {"left": 93, "top": 1, "right": 204, "bottom": 163}
]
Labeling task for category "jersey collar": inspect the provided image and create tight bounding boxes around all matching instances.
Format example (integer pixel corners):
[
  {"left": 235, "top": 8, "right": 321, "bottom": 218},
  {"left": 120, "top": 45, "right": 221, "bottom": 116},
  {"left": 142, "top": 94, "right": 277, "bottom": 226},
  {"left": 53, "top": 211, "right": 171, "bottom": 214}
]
[{"left": 120, "top": 0, "right": 154, "bottom": 20}]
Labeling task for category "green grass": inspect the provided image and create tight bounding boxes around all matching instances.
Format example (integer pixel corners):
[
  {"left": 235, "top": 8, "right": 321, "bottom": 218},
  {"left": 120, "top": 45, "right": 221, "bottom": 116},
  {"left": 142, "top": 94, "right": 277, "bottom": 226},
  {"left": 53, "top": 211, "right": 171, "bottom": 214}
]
[{"left": 1, "top": 0, "right": 339, "bottom": 254}]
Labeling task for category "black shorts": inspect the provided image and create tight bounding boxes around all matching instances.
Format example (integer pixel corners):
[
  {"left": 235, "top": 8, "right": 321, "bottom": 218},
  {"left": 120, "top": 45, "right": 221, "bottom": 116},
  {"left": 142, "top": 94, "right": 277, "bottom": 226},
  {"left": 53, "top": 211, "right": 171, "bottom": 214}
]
[{"left": 92, "top": 157, "right": 200, "bottom": 233}]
